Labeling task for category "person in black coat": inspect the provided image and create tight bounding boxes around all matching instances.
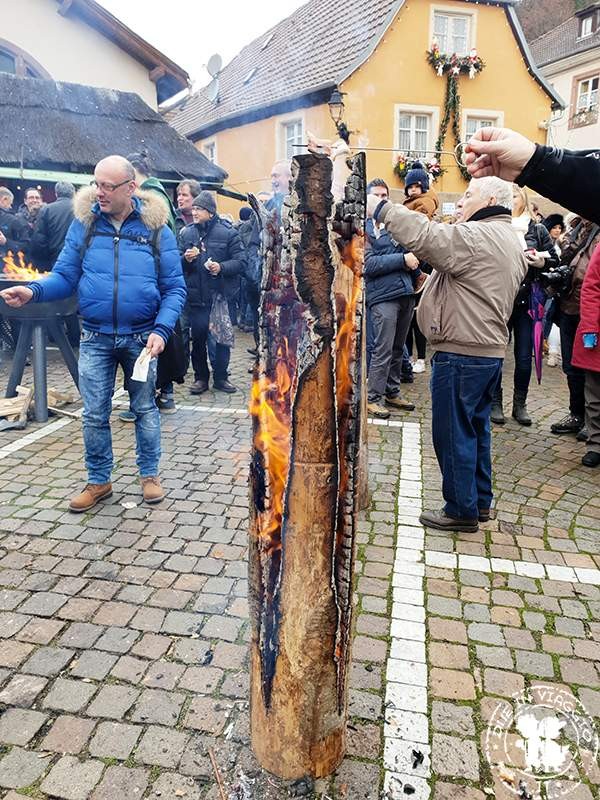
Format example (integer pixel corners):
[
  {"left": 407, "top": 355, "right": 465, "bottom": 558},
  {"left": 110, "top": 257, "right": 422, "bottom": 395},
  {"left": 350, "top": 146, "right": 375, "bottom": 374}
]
[
  {"left": 0, "top": 187, "right": 29, "bottom": 259},
  {"left": 237, "top": 206, "right": 261, "bottom": 348},
  {"left": 465, "top": 127, "right": 600, "bottom": 225},
  {"left": 491, "top": 186, "right": 559, "bottom": 426},
  {"left": 364, "top": 179, "right": 417, "bottom": 419},
  {"left": 179, "top": 191, "right": 246, "bottom": 394},
  {"left": 30, "top": 182, "right": 75, "bottom": 270}
]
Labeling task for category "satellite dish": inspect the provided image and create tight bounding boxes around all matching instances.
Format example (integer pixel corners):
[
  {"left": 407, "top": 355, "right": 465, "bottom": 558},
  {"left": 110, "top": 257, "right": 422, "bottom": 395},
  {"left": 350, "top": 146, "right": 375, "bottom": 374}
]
[
  {"left": 205, "top": 77, "right": 219, "bottom": 104},
  {"left": 207, "top": 54, "right": 223, "bottom": 78}
]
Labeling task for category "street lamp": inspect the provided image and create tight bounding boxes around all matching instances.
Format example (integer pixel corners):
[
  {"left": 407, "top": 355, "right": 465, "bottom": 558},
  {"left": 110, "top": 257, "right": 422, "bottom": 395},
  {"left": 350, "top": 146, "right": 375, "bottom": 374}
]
[{"left": 328, "top": 88, "right": 350, "bottom": 143}]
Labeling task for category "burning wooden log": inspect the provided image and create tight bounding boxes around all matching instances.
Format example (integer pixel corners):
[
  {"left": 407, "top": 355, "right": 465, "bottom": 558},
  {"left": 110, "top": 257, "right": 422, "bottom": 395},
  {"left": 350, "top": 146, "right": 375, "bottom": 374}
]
[{"left": 248, "top": 151, "right": 365, "bottom": 779}]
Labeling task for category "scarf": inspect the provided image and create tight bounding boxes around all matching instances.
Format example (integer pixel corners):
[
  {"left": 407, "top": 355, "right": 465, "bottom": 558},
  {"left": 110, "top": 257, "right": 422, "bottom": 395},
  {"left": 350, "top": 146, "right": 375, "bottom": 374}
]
[{"left": 512, "top": 213, "right": 531, "bottom": 251}]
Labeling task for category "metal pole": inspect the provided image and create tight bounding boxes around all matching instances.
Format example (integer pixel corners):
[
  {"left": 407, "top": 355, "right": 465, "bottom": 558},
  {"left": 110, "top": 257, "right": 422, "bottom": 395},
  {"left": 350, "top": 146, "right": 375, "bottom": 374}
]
[
  {"left": 32, "top": 323, "right": 48, "bottom": 423},
  {"left": 5, "top": 322, "right": 33, "bottom": 398},
  {"left": 47, "top": 319, "right": 79, "bottom": 389}
]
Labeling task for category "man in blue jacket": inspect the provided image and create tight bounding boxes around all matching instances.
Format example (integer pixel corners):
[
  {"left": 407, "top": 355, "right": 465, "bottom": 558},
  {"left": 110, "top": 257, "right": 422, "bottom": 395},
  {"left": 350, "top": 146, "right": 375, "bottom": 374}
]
[
  {"left": 365, "top": 178, "right": 417, "bottom": 419},
  {"left": 0, "top": 156, "right": 187, "bottom": 512}
]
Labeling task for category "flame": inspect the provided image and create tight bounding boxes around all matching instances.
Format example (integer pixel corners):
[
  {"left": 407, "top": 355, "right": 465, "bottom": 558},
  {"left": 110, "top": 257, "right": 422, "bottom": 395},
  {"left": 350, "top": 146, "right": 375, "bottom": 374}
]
[
  {"left": 335, "top": 237, "right": 363, "bottom": 415},
  {"left": 2, "top": 251, "right": 49, "bottom": 279},
  {"left": 249, "top": 339, "right": 294, "bottom": 546}
]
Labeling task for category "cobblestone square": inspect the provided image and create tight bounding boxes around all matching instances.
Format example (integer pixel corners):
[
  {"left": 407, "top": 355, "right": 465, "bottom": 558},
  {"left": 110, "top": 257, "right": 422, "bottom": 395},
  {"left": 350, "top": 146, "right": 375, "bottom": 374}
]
[{"left": 0, "top": 339, "right": 599, "bottom": 798}]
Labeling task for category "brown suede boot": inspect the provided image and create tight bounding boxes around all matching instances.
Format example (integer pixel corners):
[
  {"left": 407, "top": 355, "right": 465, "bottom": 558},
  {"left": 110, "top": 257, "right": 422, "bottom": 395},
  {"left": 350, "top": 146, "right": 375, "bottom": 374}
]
[
  {"left": 69, "top": 483, "right": 112, "bottom": 513},
  {"left": 141, "top": 476, "right": 165, "bottom": 504}
]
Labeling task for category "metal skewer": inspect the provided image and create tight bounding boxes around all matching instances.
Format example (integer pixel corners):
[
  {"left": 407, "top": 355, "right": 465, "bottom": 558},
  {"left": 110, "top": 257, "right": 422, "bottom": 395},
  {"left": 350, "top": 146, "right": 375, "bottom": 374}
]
[{"left": 294, "top": 142, "right": 470, "bottom": 167}]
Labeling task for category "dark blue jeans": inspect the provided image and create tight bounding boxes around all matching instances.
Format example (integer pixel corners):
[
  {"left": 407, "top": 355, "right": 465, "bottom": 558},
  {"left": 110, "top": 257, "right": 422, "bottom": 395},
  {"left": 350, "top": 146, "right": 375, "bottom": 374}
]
[
  {"left": 431, "top": 352, "right": 503, "bottom": 520},
  {"left": 79, "top": 331, "right": 161, "bottom": 484},
  {"left": 494, "top": 305, "right": 533, "bottom": 397}
]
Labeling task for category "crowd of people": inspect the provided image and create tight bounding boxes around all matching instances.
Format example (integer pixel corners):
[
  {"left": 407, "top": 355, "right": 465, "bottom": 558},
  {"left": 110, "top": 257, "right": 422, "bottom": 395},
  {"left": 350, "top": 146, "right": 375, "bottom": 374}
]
[
  {"left": 0, "top": 154, "right": 290, "bottom": 512},
  {"left": 1, "top": 127, "right": 599, "bottom": 524}
]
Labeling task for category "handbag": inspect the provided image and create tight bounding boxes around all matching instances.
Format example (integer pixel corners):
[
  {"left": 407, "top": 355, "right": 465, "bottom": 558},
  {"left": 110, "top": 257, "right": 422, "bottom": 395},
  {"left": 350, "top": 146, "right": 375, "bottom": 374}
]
[
  {"left": 209, "top": 294, "right": 235, "bottom": 348},
  {"left": 157, "top": 319, "right": 188, "bottom": 388}
]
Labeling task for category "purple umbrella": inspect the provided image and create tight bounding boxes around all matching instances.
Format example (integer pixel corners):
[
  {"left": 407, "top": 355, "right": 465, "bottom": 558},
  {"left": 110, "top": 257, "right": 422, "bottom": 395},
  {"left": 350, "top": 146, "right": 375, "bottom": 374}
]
[{"left": 529, "top": 281, "right": 546, "bottom": 384}]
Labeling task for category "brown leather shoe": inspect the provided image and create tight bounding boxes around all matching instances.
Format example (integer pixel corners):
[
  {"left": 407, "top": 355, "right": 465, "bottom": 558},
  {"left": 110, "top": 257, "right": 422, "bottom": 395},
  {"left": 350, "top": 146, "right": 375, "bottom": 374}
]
[
  {"left": 69, "top": 483, "right": 112, "bottom": 513},
  {"left": 141, "top": 476, "right": 165, "bottom": 504},
  {"left": 386, "top": 395, "right": 416, "bottom": 411}
]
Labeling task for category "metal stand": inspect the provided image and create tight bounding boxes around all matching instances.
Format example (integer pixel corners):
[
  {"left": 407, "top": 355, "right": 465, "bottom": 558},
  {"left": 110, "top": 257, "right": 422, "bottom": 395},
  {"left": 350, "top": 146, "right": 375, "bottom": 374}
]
[{"left": 5, "top": 319, "right": 79, "bottom": 422}]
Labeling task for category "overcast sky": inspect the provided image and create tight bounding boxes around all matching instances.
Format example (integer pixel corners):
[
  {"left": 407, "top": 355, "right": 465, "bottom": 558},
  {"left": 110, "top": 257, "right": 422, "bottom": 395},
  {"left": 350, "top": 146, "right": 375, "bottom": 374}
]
[{"left": 97, "top": 0, "right": 306, "bottom": 88}]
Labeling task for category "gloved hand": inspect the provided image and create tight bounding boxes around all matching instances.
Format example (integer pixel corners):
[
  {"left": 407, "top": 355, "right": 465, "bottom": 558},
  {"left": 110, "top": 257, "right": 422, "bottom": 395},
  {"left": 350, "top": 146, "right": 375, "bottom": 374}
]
[{"left": 583, "top": 332, "right": 598, "bottom": 349}]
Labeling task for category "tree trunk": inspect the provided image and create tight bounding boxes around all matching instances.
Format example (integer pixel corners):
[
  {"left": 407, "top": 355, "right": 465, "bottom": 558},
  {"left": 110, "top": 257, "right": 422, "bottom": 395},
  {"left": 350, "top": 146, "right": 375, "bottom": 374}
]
[{"left": 248, "top": 152, "right": 366, "bottom": 779}]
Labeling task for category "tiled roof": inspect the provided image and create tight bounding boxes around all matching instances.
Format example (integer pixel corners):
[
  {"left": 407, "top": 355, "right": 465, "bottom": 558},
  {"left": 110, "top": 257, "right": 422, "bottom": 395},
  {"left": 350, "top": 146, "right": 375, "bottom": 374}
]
[
  {"left": 168, "top": 0, "right": 555, "bottom": 138},
  {"left": 530, "top": 14, "right": 600, "bottom": 67},
  {"left": 168, "top": 0, "right": 401, "bottom": 137}
]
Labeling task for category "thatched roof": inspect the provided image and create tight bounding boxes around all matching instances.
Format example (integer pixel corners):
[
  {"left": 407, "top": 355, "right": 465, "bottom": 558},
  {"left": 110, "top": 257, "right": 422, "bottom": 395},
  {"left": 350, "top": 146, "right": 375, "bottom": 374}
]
[{"left": 0, "top": 73, "right": 226, "bottom": 183}]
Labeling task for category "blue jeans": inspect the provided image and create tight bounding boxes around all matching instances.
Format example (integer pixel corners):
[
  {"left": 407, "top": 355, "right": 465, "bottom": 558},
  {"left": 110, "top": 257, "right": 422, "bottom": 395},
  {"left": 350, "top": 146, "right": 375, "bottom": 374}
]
[
  {"left": 79, "top": 331, "right": 161, "bottom": 484},
  {"left": 431, "top": 352, "right": 503, "bottom": 520}
]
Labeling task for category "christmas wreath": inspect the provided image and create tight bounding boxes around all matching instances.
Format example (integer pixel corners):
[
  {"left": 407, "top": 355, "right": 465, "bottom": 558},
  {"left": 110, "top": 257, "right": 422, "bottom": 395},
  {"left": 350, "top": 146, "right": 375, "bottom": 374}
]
[{"left": 393, "top": 154, "right": 445, "bottom": 183}]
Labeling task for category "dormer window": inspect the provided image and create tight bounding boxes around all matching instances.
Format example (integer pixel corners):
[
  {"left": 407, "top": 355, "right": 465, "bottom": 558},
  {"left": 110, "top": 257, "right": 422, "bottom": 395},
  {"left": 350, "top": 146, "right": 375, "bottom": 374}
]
[{"left": 578, "top": 12, "right": 599, "bottom": 39}]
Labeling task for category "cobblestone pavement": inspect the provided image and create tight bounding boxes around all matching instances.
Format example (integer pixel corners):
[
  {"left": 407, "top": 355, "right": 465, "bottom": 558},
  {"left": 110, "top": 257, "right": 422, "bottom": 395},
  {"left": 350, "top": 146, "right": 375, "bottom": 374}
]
[{"left": 0, "top": 337, "right": 599, "bottom": 799}]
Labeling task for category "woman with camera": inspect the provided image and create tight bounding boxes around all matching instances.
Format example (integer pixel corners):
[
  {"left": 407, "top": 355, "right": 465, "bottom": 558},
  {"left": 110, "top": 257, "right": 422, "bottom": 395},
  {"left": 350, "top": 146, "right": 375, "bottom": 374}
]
[{"left": 490, "top": 186, "right": 558, "bottom": 426}]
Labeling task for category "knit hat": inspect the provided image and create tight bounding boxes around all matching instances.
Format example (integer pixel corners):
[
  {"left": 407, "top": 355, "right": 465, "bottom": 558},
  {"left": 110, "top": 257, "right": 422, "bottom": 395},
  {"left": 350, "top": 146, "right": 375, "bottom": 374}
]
[
  {"left": 238, "top": 206, "right": 253, "bottom": 221},
  {"left": 404, "top": 162, "right": 430, "bottom": 195},
  {"left": 192, "top": 190, "right": 217, "bottom": 215},
  {"left": 544, "top": 213, "right": 564, "bottom": 232}
]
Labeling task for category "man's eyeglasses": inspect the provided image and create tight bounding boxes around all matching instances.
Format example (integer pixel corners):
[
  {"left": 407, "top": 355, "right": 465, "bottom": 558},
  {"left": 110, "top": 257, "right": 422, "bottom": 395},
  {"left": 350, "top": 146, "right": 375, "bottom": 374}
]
[{"left": 90, "top": 179, "right": 132, "bottom": 193}]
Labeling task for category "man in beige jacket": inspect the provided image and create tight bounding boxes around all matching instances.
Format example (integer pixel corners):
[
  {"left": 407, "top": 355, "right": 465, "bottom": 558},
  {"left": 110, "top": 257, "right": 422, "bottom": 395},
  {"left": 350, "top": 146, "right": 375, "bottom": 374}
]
[{"left": 368, "top": 177, "right": 527, "bottom": 532}]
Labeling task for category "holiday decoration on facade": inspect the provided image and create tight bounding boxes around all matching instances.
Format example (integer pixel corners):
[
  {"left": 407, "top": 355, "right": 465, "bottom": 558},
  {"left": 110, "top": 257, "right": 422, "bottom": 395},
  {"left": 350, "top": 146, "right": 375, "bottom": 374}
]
[
  {"left": 427, "top": 42, "right": 486, "bottom": 180},
  {"left": 393, "top": 153, "right": 445, "bottom": 183}
]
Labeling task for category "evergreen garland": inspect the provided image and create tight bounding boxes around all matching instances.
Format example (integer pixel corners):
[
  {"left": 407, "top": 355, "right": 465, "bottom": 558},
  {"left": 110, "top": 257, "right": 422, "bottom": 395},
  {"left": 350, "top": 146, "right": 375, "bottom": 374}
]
[{"left": 427, "top": 45, "right": 486, "bottom": 181}]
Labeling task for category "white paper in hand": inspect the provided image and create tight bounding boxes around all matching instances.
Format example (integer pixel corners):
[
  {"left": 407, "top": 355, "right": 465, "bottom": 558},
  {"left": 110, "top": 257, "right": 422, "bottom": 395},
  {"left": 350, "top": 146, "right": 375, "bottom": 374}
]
[{"left": 131, "top": 349, "right": 152, "bottom": 382}]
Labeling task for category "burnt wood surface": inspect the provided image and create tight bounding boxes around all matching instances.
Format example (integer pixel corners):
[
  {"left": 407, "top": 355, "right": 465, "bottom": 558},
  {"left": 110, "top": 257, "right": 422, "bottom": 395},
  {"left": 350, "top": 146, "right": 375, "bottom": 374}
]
[{"left": 248, "top": 152, "right": 366, "bottom": 779}]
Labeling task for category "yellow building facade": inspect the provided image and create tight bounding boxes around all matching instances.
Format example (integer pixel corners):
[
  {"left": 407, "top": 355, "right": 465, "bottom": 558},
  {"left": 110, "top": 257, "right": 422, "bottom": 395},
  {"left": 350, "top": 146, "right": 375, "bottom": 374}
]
[{"left": 172, "top": 0, "right": 562, "bottom": 215}]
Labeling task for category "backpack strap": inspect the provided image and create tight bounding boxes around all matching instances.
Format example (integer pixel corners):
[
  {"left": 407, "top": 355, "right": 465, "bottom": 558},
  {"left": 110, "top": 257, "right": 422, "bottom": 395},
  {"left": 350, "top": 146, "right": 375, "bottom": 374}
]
[
  {"left": 150, "top": 227, "right": 161, "bottom": 277},
  {"left": 78, "top": 221, "right": 162, "bottom": 277},
  {"left": 79, "top": 219, "right": 97, "bottom": 261}
]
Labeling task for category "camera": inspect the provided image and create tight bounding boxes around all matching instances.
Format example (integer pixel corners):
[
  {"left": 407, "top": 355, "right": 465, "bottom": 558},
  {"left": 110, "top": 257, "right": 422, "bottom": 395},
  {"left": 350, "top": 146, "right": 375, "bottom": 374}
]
[{"left": 539, "top": 263, "right": 572, "bottom": 296}]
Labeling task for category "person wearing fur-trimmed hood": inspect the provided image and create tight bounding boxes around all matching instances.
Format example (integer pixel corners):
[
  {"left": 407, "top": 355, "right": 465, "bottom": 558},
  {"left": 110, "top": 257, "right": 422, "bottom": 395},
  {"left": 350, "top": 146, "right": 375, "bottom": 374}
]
[{"left": 0, "top": 155, "right": 187, "bottom": 513}]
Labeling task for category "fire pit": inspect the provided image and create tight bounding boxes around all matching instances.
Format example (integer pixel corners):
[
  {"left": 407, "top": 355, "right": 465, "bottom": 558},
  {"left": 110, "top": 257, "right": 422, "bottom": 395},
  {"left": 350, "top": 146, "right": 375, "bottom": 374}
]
[{"left": 1, "top": 253, "right": 79, "bottom": 423}]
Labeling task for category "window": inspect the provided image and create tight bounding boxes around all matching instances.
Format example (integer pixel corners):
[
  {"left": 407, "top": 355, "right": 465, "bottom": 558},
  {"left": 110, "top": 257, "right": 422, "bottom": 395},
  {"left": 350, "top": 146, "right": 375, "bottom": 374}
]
[
  {"left": 281, "top": 119, "right": 303, "bottom": 160},
  {"left": 203, "top": 141, "right": 216, "bottom": 162},
  {"left": 0, "top": 43, "right": 47, "bottom": 78},
  {"left": 579, "top": 14, "right": 596, "bottom": 39},
  {"left": 577, "top": 76, "right": 599, "bottom": 112},
  {"left": 465, "top": 117, "right": 493, "bottom": 139},
  {"left": 397, "top": 112, "right": 430, "bottom": 157},
  {"left": 0, "top": 49, "right": 16, "bottom": 75},
  {"left": 433, "top": 12, "right": 470, "bottom": 55}
]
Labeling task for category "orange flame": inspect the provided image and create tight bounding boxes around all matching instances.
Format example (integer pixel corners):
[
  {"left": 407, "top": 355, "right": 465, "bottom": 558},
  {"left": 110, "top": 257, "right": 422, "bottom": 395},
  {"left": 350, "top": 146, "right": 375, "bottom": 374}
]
[
  {"left": 249, "top": 339, "right": 294, "bottom": 545},
  {"left": 336, "top": 236, "right": 363, "bottom": 414},
  {"left": 2, "top": 251, "right": 49, "bottom": 279}
]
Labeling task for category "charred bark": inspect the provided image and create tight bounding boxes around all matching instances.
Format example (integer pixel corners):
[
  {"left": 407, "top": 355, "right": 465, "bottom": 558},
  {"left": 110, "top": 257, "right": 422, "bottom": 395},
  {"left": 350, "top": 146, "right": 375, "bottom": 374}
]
[{"left": 248, "top": 152, "right": 365, "bottom": 779}]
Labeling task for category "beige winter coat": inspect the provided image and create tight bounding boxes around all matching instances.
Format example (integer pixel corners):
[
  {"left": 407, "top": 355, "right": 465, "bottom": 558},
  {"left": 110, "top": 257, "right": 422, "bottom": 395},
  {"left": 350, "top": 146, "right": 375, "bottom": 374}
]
[{"left": 378, "top": 203, "right": 527, "bottom": 359}]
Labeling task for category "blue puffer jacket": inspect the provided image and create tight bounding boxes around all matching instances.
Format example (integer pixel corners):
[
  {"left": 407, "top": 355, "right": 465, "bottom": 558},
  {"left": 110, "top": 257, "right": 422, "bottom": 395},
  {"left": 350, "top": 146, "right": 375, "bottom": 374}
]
[
  {"left": 28, "top": 188, "right": 186, "bottom": 343},
  {"left": 364, "top": 218, "right": 414, "bottom": 307}
]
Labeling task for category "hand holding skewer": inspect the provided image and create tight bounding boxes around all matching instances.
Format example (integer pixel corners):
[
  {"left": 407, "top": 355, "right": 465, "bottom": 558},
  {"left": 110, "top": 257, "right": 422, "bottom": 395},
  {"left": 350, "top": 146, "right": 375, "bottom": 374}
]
[{"left": 0, "top": 286, "right": 33, "bottom": 307}]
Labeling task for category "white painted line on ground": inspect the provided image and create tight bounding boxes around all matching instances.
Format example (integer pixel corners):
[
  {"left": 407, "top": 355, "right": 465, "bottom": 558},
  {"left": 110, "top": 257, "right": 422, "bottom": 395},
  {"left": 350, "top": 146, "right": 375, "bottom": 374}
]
[
  {"left": 385, "top": 420, "right": 431, "bottom": 799},
  {"left": 423, "top": 548, "right": 600, "bottom": 587},
  {"left": 0, "top": 389, "right": 125, "bottom": 461},
  {"left": 0, "top": 417, "right": 74, "bottom": 460}
]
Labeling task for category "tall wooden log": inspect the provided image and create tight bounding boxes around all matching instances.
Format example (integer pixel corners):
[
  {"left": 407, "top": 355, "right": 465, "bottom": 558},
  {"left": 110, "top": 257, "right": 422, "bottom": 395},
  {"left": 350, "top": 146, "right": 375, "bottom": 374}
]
[{"left": 248, "top": 152, "right": 365, "bottom": 779}]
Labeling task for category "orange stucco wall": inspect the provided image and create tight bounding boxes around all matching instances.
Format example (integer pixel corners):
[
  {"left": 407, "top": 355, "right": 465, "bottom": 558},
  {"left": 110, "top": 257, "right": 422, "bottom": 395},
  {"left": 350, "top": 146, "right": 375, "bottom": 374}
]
[{"left": 197, "top": 0, "right": 553, "bottom": 216}]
